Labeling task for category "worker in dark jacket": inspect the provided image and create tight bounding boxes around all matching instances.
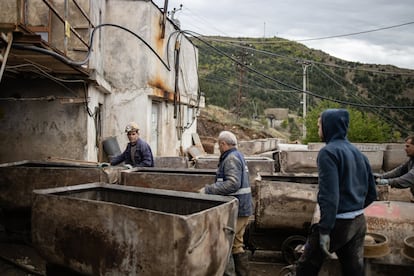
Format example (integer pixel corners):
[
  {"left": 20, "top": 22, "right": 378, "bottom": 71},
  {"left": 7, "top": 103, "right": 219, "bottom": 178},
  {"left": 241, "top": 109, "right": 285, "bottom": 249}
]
[
  {"left": 375, "top": 135, "right": 414, "bottom": 202},
  {"left": 110, "top": 122, "right": 154, "bottom": 168},
  {"left": 200, "top": 130, "right": 253, "bottom": 276},
  {"left": 296, "top": 109, "right": 377, "bottom": 276}
]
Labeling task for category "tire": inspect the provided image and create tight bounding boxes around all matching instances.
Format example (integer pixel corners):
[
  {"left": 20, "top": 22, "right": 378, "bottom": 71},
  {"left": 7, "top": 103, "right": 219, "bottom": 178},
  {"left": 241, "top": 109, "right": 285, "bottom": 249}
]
[{"left": 281, "top": 235, "right": 307, "bottom": 264}]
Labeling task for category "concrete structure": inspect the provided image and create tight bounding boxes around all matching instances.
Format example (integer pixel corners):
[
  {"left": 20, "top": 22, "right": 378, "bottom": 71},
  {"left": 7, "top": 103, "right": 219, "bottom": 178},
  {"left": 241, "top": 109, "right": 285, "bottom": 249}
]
[
  {"left": 0, "top": 0, "right": 201, "bottom": 163},
  {"left": 264, "top": 108, "right": 288, "bottom": 128}
]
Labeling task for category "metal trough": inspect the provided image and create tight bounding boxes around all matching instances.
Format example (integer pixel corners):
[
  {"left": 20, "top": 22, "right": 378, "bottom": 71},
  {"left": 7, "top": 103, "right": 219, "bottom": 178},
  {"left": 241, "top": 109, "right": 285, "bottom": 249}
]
[
  {"left": 32, "top": 183, "right": 238, "bottom": 276},
  {"left": 0, "top": 160, "right": 115, "bottom": 210},
  {"left": 120, "top": 167, "right": 216, "bottom": 192},
  {"left": 255, "top": 180, "right": 318, "bottom": 230}
]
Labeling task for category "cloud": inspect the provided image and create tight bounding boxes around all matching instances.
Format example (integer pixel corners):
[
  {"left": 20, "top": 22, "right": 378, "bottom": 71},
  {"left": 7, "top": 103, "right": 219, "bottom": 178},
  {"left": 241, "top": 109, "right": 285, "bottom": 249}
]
[
  {"left": 303, "top": 38, "right": 414, "bottom": 69},
  {"left": 154, "top": 0, "right": 414, "bottom": 69}
]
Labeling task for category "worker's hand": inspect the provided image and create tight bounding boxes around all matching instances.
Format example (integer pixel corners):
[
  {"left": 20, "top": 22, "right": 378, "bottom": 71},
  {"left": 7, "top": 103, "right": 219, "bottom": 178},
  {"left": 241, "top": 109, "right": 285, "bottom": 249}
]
[
  {"left": 198, "top": 187, "right": 205, "bottom": 194},
  {"left": 319, "top": 233, "right": 331, "bottom": 257},
  {"left": 98, "top": 162, "right": 110, "bottom": 168},
  {"left": 372, "top": 173, "right": 382, "bottom": 178},
  {"left": 123, "top": 164, "right": 133, "bottom": 169},
  {"left": 376, "top": 178, "right": 389, "bottom": 185}
]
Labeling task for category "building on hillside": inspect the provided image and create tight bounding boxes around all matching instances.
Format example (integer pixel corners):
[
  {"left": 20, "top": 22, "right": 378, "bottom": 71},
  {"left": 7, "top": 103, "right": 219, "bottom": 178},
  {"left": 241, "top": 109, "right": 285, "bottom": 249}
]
[
  {"left": 0, "top": 0, "right": 202, "bottom": 163},
  {"left": 264, "top": 108, "right": 289, "bottom": 128}
]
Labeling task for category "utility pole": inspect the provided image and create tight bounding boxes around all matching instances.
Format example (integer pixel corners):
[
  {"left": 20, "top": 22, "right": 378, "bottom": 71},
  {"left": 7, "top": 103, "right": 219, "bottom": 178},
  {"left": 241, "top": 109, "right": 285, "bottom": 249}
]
[
  {"left": 235, "top": 44, "right": 251, "bottom": 121},
  {"left": 302, "top": 62, "right": 311, "bottom": 139},
  {"left": 236, "top": 52, "right": 245, "bottom": 121}
]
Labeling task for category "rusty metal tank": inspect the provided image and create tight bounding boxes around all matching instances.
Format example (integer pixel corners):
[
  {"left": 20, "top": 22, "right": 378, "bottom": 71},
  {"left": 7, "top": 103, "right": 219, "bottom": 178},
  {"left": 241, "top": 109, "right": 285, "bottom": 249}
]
[
  {"left": 0, "top": 160, "right": 117, "bottom": 210},
  {"left": 120, "top": 167, "right": 216, "bottom": 192},
  {"left": 255, "top": 180, "right": 318, "bottom": 230},
  {"left": 0, "top": 160, "right": 122, "bottom": 242},
  {"left": 32, "top": 183, "right": 238, "bottom": 276}
]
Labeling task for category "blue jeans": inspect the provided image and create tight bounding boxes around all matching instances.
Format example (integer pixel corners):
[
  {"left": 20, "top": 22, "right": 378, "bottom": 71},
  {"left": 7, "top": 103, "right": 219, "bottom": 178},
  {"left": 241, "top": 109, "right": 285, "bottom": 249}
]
[{"left": 296, "top": 214, "right": 366, "bottom": 276}]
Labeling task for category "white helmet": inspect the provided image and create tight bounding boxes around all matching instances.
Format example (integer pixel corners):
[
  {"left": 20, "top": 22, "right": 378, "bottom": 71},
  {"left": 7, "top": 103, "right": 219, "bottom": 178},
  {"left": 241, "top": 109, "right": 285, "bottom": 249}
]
[{"left": 125, "top": 122, "right": 139, "bottom": 133}]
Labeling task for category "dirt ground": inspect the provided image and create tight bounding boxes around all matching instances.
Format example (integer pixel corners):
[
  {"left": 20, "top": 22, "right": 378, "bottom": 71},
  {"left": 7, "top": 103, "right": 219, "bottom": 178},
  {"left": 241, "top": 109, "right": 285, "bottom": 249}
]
[
  {"left": 0, "top": 242, "right": 287, "bottom": 276},
  {"left": 196, "top": 105, "right": 283, "bottom": 153}
]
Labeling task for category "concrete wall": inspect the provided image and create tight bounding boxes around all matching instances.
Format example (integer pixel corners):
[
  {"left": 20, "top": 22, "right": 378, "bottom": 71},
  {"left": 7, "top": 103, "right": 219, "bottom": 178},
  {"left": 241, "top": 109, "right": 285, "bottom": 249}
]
[
  {"left": 102, "top": 0, "right": 199, "bottom": 157},
  {"left": 0, "top": 79, "right": 88, "bottom": 162},
  {"left": 0, "top": 0, "right": 200, "bottom": 162}
]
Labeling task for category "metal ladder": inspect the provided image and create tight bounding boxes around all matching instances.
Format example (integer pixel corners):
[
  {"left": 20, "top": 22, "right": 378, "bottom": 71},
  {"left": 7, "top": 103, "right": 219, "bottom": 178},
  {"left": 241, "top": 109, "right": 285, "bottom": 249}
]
[{"left": 0, "top": 32, "right": 13, "bottom": 83}]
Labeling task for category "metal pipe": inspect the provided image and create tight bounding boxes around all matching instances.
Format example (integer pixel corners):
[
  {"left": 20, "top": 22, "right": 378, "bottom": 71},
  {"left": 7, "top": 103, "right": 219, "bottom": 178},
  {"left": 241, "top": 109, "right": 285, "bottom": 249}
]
[
  {"left": 41, "top": 0, "right": 89, "bottom": 48},
  {"left": 0, "top": 32, "right": 13, "bottom": 83}
]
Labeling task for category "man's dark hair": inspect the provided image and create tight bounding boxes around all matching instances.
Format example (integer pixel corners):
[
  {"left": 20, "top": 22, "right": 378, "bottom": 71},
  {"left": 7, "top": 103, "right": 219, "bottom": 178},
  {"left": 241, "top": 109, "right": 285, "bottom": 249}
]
[{"left": 404, "top": 135, "right": 414, "bottom": 145}]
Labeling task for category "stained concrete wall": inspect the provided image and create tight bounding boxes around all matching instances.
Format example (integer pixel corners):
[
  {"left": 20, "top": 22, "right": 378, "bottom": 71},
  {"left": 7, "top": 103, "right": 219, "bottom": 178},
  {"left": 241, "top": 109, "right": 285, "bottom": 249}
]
[
  {"left": 0, "top": 0, "right": 199, "bottom": 162},
  {"left": 101, "top": 0, "right": 199, "bottom": 157},
  {"left": 0, "top": 79, "right": 88, "bottom": 162}
]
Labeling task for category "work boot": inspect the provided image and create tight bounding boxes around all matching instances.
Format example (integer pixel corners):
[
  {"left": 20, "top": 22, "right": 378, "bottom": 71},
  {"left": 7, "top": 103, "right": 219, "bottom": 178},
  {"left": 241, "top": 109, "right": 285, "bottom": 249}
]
[
  {"left": 223, "top": 253, "right": 236, "bottom": 276},
  {"left": 233, "top": 252, "right": 249, "bottom": 276}
]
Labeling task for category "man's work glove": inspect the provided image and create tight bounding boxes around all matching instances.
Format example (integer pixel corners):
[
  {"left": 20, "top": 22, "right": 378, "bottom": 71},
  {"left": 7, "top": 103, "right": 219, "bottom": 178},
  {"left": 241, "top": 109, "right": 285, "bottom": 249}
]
[
  {"left": 376, "top": 178, "right": 389, "bottom": 185},
  {"left": 123, "top": 164, "right": 133, "bottom": 169},
  {"left": 319, "top": 233, "right": 332, "bottom": 257}
]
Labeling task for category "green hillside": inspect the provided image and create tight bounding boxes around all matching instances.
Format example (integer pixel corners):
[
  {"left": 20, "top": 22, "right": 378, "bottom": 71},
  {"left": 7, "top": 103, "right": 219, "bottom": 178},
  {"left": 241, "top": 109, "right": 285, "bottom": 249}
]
[{"left": 191, "top": 36, "right": 414, "bottom": 141}]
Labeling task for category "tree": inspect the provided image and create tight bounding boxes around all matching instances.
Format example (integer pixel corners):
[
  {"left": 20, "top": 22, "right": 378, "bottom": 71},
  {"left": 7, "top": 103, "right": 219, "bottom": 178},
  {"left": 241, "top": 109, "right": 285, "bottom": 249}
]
[{"left": 304, "top": 101, "right": 393, "bottom": 143}]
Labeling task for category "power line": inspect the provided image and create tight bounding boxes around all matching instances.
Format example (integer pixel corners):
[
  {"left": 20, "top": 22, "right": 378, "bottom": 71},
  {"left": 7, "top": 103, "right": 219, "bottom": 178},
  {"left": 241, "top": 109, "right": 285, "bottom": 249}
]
[
  {"left": 203, "top": 37, "right": 414, "bottom": 76},
  {"left": 184, "top": 30, "right": 414, "bottom": 109},
  {"left": 295, "top": 21, "right": 414, "bottom": 42}
]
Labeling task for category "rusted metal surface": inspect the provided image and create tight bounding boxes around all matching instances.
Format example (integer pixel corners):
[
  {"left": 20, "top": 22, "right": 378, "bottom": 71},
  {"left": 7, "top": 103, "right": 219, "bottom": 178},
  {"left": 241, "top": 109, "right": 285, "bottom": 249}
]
[
  {"left": 260, "top": 172, "right": 318, "bottom": 184},
  {"left": 0, "top": 160, "right": 112, "bottom": 210},
  {"left": 32, "top": 183, "right": 238, "bottom": 276},
  {"left": 255, "top": 180, "right": 318, "bottom": 230},
  {"left": 376, "top": 185, "right": 413, "bottom": 202},
  {"left": 121, "top": 167, "right": 216, "bottom": 192},
  {"left": 363, "top": 201, "right": 414, "bottom": 266},
  {"left": 402, "top": 236, "right": 414, "bottom": 261},
  {"left": 365, "top": 201, "right": 414, "bottom": 247},
  {"left": 364, "top": 232, "right": 391, "bottom": 258}
]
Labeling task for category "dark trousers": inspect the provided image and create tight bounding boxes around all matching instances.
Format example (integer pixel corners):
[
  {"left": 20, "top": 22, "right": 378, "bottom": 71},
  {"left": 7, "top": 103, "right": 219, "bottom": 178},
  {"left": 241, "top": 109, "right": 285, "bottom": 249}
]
[{"left": 296, "top": 214, "right": 366, "bottom": 276}]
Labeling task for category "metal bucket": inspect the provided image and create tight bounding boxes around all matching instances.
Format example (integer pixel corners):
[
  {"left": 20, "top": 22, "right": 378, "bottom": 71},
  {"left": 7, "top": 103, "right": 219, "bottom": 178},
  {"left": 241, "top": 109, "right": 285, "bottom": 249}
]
[
  {"left": 32, "top": 183, "right": 238, "bottom": 276},
  {"left": 102, "top": 136, "right": 121, "bottom": 157}
]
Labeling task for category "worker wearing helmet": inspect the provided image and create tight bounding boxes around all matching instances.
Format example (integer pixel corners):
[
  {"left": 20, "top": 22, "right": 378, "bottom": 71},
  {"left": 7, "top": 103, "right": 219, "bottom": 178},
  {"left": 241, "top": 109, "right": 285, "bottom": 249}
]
[{"left": 110, "top": 122, "right": 154, "bottom": 167}]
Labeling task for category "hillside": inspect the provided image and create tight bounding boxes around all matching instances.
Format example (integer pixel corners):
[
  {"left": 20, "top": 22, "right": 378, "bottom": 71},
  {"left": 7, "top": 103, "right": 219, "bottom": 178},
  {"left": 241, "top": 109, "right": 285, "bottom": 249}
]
[
  {"left": 197, "top": 105, "right": 289, "bottom": 153},
  {"left": 192, "top": 36, "right": 414, "bottom": 139}
]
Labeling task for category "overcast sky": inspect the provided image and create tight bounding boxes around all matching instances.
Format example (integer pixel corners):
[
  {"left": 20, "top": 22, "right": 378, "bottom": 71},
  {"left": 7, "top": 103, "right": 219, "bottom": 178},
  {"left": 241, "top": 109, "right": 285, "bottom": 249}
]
[{"left": 153, "top": 0, "right": 414, "bottom": 69}]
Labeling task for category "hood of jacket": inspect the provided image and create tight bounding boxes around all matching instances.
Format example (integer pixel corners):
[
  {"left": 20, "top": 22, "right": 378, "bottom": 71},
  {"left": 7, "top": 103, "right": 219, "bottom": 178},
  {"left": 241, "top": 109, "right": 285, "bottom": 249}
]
[{"left": 321, "top": 109, "right": 349, "bottom": 143}]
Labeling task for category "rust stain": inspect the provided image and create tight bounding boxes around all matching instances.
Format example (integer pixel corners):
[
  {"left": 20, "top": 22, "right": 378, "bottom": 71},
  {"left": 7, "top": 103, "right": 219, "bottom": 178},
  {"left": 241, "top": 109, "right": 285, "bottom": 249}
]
[
  {"left": 55, "top": 225, "right": 125, "bottom": 275},
  {"left": 365, "top": 202, "right": 401, "bottom": 218},
  {"left": 148, "top": 78, "right": 175, "bottom": 101},
  {"left": 152, "top": 14, "right": 165, "bottom": 57}
]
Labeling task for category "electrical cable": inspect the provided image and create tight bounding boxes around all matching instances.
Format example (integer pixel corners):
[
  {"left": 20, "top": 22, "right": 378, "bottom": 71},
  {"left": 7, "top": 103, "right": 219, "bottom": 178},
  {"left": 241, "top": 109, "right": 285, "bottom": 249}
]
[
  {"left": 312, "top": 64, "right": 410, "bottom": 132},
  {"left": 295, "top": 21, "right": 414, "bottom": 42},
  {"left": 12, "top": 23, "right": 171, "bottom": 70},
  {"left": 204, "top": 37, "right": 414, "bottom": 76},
  {"left": 182, "top": 30, "right": 414, "bottom": 109},
  {"left": 6, "top": 63, "right": 96, "bottom": 117}
]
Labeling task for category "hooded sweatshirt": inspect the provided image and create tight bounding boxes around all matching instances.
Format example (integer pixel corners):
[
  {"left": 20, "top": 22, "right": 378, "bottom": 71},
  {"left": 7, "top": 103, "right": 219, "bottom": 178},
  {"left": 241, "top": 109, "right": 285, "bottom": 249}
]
[{"left": 317, "top": 109, "right": 377, "bottom": 234}]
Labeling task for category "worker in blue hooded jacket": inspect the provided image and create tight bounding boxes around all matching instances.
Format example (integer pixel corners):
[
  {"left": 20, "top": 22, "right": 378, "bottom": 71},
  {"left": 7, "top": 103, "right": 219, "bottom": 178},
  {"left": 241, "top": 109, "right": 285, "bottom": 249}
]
[{"left": 296, "top": 109, "right": 377, "bottom": 276}]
